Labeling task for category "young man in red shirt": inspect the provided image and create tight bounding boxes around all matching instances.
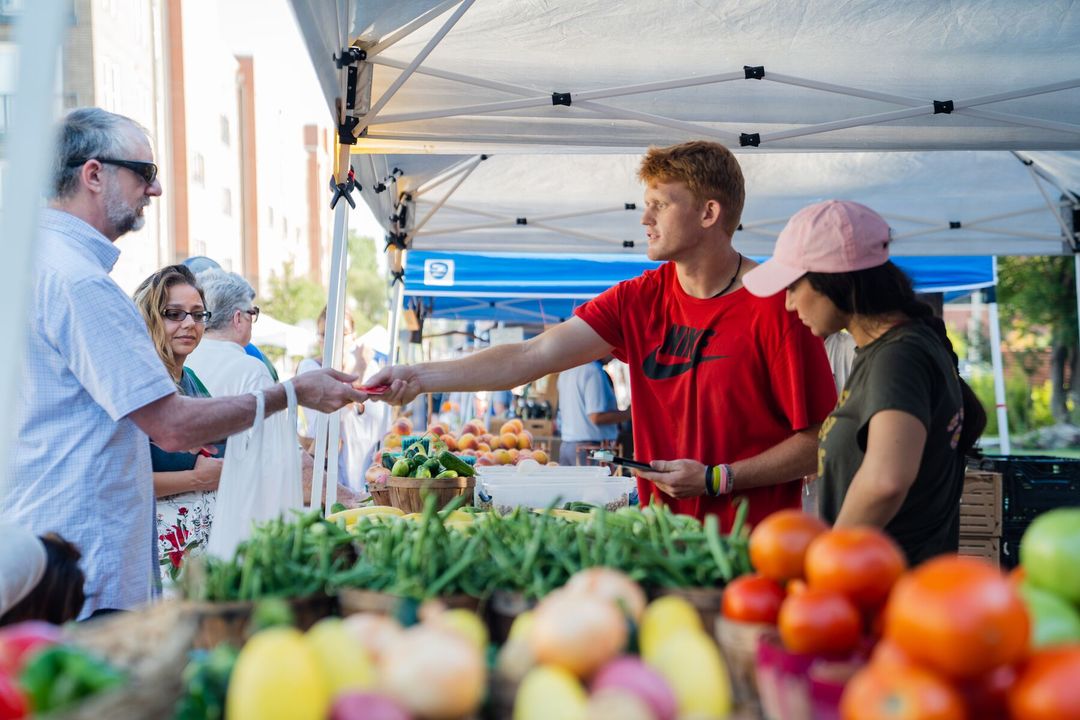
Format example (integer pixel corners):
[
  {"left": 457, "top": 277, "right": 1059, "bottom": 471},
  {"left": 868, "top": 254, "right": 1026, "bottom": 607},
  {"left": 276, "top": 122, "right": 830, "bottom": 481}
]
[{"left": 369, "top": 141, "right": 836, "bottom": 528}]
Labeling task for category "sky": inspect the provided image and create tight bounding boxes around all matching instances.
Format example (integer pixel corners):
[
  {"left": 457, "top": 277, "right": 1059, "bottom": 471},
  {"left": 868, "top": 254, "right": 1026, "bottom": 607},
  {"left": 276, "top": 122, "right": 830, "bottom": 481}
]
[{"left": 216, "top": 0, "right": 386, "bottom": 248}]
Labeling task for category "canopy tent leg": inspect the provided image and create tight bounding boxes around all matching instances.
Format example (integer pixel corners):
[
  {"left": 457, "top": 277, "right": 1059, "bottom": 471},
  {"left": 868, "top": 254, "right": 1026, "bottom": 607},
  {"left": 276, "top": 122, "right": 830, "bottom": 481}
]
[
  {"left": 387, "top": 253, "right": 406, "bottom": 366},
  {"left": 0, "top": 2, "right": 67, "bottom": 493},
  {"left": 311, "top": 145, "right": 353, "bottom": 510},
  {"left": 988, "top": 258, "right": 1010, "bottom": 455}
]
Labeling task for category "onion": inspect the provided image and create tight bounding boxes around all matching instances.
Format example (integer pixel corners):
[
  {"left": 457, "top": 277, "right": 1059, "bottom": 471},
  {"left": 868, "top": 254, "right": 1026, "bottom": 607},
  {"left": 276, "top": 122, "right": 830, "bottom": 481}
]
[
  {"left": 564, "top": 568, "right": 647, "bottom": 622},
  {"left": 341, "top": 613, "right": 403, "bottom": 663},
  {"left": 381, "top": 626, "right": 485, "bottom": 719},
  {"left": 531, "top": 589, "right": 628, "bottom": 678}
]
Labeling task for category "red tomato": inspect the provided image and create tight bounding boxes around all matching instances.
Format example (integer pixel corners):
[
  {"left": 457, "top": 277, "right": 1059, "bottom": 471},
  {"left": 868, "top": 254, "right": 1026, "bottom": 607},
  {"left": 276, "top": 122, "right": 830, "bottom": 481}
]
[
  {"left": 957, "top": 664, "right": 1015, "bottom": 720},
  {"left": 748, "top": 510, "right": 828, "bottom": 583},
  {"left": 778, "top": 588, "right": 862, "bottom": 656},
  {"left": 0, "top": 674, "right": 27, "bottom": 720},
  {"left": 721, "top": 574, "right": 785, "bottom": 624},
  {"left": 805, "top": 528, "right": 906, "bottom": 610},
  {"left": 1007, "top": 646, "right": 1080, "bottom": 720},
  {"left": 0, "top": 622, "right": 61, "bottom": 675},
  {"left": 840, "top": 664, "right": 966, "bottom": 720}
]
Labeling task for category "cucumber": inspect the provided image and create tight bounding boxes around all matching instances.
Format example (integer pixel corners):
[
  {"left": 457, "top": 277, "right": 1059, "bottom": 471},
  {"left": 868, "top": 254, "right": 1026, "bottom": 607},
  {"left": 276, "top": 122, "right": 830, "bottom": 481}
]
[
  {"left": 381, "top": 452, "right": 397, "bottom": 471},
  {"left": 415, "top": 465, "right": 433, "bottom": 479},
  {"left": 391, "top": 458, "right": 411, "bottom": 477},
  {"left": 435, "top": 469, "right": 459, "bottom": 479},
  {"left": 437, "top": 451, "right": 475, "bottom": 477}
]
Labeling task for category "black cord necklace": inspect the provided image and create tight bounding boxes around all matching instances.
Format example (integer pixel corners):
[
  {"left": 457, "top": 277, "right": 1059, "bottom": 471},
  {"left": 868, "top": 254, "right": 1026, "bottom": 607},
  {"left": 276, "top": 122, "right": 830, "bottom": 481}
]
[{"left": 711, "top": 253, "right": 743, "bottom": 298}]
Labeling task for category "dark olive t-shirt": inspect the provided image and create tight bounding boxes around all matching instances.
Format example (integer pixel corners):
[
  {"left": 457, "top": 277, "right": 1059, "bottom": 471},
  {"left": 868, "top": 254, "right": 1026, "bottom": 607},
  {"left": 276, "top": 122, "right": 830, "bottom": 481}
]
[{"left": 818, "top": 322, "right": 965, "bottom": 565}]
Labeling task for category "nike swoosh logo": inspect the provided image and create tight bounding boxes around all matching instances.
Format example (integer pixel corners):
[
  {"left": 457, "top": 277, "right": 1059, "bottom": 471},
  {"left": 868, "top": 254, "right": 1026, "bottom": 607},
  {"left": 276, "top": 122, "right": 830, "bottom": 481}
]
[{"left": 641, "top": 348, "right": 728, "bottom": 380}]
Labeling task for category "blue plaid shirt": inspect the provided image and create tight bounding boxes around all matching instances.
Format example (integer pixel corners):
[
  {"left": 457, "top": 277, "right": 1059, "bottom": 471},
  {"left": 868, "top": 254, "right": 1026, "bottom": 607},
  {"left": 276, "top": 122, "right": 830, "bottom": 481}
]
[{"left": 3, "top": 209, "right": 176, "bottom": 617}]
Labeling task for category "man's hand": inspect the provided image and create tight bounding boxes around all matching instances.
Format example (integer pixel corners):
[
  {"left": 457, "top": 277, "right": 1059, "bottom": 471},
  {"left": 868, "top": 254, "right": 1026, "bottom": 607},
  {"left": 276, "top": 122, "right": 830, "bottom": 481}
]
[
  {"left": 636, "top": 459, "right": 707, "bottom": 499},
  {"left": 365, "top": 364, "right": 424, "bottom": 406},
  {"left": 291, "top": 367, "right": 368, "bottom": 412},
  {"left": 192, "top": 454, "right": 223, "bottom": 491}
]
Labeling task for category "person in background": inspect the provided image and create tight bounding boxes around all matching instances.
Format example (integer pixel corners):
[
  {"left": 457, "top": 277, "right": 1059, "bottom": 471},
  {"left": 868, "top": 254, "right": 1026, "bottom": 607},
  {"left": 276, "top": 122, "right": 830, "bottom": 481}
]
[
  {"left": 488, "top": 389, "right": 516, "bottom": 422},
  {"left": 298, "top": 306, "right": 392, "bottom": 492},
  {"left": 4, "top": 108, "right": 367, "bottom": 618},
  {"left": 132, "top": 265, "right": 223, "bottom": 584},
  {"left": 744, "top": 200, "right": 987, "bottom": 564},
  {"left": 0, "top": 523, "right": 86, "bottom": 626},
  {"left": 824, "top": 332, "right": 857, "bottom": 394},
  {"left": 556, "top": 357, "right": 631, "bottom": 465},
  {"left": 187, "top": 271, "right": 362, "bottom": 507},
  {"left": 181, "top": 255, "right": 279, "bottom": 382},
  {"left": 368, "top": 141, "right": 836, "bottom": 529}
]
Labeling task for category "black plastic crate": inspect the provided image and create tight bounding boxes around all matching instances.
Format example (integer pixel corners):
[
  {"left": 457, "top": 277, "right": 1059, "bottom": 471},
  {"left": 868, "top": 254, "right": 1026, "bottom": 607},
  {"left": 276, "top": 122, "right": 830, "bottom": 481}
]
[
  {"left": 970, "top": 455, "right": 1080, "bottom": 526},
  {"left": 1000, "top": 530, "right": 1025, "bottom": 570}
]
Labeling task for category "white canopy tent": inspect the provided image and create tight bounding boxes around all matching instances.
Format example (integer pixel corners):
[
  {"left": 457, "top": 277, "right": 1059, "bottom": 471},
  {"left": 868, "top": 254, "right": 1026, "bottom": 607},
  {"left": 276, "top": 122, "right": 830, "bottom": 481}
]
[{"left": 287, "top": 0, "right": 1080, "bottom": 467}]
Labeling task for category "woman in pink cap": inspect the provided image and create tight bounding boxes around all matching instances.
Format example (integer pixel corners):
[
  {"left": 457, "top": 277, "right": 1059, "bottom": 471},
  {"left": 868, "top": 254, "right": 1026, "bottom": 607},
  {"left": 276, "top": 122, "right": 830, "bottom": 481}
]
[{"left": 743, "top": 200, "right": 986, "bottom": 564}]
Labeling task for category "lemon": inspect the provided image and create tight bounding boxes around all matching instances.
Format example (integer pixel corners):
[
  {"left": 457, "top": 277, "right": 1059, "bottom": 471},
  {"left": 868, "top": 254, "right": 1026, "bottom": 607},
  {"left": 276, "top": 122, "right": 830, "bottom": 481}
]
[
  {"left": 226, "top": 627, "right": 328, "bottom": 720},
  {"left": 304, "top": 618, "right": 375, "bottom": 697},
  {"left": 639, "top": 595, "right": 703, "bottom": 660},
  {"left": 444, "top": 510, "right": 474, "bottom": 523},
  {"left": 326, "top": 506, "right": 404, "bottom": 524},
  {"left": 648, "top": 629, "right": 731, "bottom": 719},
  {"left": 508, "top": 610, "right": 535, "bottom": 643},
  {"left": 513, "top": 665, "right": 587, "bottom": 720},
  {"left": 430, "top": 608, "right": 490, "bottom": 651}
]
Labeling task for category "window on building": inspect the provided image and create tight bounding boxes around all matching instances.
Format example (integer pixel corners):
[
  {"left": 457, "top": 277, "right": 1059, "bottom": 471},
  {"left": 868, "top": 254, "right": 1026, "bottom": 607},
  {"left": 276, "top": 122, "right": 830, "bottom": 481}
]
[
  {"left": 220, "top": 115, "right": 230, "bottom": 146},
  {"left": 192, "top": 153, "right": 205, "bottom": 185},
  {"left": 222, "top": 188, "right": 232, "bottom": 216}
]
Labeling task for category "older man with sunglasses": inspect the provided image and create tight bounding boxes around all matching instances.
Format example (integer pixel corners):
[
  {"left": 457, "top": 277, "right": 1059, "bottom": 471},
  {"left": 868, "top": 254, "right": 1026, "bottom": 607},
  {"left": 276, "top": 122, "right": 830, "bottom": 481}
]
[{"left": 2, "top": 108, "right": 369, "bottom": 618}]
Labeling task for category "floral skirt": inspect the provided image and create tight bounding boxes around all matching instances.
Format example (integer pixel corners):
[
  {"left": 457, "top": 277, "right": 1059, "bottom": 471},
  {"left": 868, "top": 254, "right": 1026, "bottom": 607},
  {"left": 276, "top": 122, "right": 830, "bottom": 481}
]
[{"left": 156, "top": 490, "right": 216, "bottom": 585}]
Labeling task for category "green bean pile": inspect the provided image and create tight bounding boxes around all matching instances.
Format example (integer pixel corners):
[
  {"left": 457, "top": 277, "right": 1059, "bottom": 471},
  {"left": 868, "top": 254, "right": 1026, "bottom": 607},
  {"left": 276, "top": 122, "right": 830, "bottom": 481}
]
[{"left": 184, "top": 496, "right": 752, "bottom": 603}]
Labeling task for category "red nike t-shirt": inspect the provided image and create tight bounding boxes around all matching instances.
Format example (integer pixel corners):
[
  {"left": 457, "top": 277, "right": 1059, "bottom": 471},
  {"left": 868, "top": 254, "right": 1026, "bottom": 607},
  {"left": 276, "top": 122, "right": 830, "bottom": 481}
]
[{"left": 575, "top": 262, "right": 837, "bottom": 530}]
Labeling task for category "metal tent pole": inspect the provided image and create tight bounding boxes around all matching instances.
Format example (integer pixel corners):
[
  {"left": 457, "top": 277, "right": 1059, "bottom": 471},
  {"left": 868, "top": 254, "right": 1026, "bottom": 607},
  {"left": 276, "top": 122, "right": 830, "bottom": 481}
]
[
  {"left": 0, "top": 1, "right": 67, "bottom": 495},
  {"left": 988, "top": 258, "right": 1010, "bottom": 454}
]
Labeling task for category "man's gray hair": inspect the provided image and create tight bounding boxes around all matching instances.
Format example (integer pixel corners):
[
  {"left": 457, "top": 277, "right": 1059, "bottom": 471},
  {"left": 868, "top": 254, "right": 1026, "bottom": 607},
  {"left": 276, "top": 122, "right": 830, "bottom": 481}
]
[
  {"left": 198, "top": 269, "right": 256, "bottom": 332},
  {"left": 52, "top": 108, "right": 143, "bottom": 199}
]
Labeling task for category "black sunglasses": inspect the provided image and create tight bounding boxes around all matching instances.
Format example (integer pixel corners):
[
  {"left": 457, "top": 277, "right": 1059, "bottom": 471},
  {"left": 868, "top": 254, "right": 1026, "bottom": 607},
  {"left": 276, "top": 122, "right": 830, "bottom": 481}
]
[
  {"left": 162, "top": 309, "right": 212, "bottom": 323},
  {"left": 68, "top": 157, "right": 158, "bottom": 185}
]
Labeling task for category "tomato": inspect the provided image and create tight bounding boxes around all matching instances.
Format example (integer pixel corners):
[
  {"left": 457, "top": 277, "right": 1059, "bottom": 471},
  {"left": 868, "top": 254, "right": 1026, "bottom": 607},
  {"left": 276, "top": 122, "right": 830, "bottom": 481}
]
[
  {"left": 1020, "top": 508, "right": 1080, "bottom": 604},
  {"left": 956, "top": 664, "right": 1015, "bottom": 720},
  {"left": 870, "top": 638, "right": 919, "bottom": 670},
  {"left": 0, "top": 623, "right": 61, "bottom": 675},
  {"left": 721, "top": 574, "right": 785, "bottom": 624},
  {"left": 0, "top": 673, "right": 27, "bottom": 720},
  {"left": 805, "top": 527, "right": 906, "bottom": 610},
  {"left": 777, "top": 588, "right": 861, "bottom": 656},
  {"left": 1006, "top": 646, "right": 1080, "bottom": 720},
  {"left": 840, "top": 664, "right": 966, "bottom": 720},
  {"left": 884, "top": 556, "right": 1029, "bottom": 679},
  {"left": 748, "top": 510, "right": 828, "bottom": 583}
]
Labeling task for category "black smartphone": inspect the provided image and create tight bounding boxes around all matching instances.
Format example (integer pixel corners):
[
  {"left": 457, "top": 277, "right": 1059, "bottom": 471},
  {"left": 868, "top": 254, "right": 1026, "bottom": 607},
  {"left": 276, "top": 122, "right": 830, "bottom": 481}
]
[{"left": 588, "top": 450, "right": 653, "bottom": 471}]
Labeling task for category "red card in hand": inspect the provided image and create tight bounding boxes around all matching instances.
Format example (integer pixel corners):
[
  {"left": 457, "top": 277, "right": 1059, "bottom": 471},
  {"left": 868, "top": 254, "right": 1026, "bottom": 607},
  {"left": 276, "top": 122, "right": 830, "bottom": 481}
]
[{"left": 360, "top": 384, "right": 389, "bottom": 395}]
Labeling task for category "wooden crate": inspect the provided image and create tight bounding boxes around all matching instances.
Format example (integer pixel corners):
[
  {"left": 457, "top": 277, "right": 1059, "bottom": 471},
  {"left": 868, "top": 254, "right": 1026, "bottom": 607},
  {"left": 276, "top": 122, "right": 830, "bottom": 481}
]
[
  {"left": 522, "top": 418, "right": 554, "bottom": 436},
  {"left": 958, "top": 534, "right": 1000, "bottom": 568},
  {"left": 959, "top": 470, "right": 1003, "bottom": 536}
]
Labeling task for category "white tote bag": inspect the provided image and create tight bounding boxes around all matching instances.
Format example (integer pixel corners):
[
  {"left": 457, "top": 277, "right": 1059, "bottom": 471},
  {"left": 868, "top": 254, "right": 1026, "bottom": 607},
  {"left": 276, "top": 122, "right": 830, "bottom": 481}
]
[{"left": 207, "top": 382, "right": 303, "bottom": 558}]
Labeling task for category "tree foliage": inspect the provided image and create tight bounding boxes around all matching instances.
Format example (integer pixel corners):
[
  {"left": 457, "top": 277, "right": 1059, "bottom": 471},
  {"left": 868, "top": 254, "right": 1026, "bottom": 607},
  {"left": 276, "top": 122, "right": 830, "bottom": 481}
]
[
  {"left": 347, "top": 233, "right": 388, "bottom": 336},
  {"left": 260, "top": 260, "right": 326, "bottom": 326}
]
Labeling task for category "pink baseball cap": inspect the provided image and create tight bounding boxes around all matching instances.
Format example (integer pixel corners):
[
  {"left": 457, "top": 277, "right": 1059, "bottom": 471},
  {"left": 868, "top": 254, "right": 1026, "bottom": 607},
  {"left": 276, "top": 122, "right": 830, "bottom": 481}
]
[{"left": 743, "top": 200, "right": 892, "bottom": 298}]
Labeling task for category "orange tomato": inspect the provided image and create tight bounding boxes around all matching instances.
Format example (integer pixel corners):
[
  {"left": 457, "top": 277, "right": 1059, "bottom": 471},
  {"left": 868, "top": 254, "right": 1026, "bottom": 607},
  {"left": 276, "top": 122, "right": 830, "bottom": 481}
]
[
  {"left": 885, "top": 555, "right": 1030, "bottom": 679},
  {"left": 1006, "top": 646, "right": 1080, "bottom": 720},
  {"left": 721, "top": 574, "right": 785, "bottom": 624},
  {"left": 840, "top": 664, "right": 966, "bottom": 720},
  {"left": 805, "top": 527, "right": 906, "bottom": 610},
  {"left": 778, "top": 588, "right": 861, "bottom": 656},
  {"left": 748, "top": 510, "right": 828, "bottom": 583},
  {"left": 870, "top": 637, "right": 919, "bottom": 670}
]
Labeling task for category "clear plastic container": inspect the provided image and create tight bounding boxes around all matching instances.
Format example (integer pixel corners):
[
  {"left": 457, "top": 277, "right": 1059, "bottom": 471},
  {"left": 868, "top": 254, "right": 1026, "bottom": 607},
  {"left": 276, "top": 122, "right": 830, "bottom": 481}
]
[{"left": 477, "top": 464, "right": 634, "bottom": 513}]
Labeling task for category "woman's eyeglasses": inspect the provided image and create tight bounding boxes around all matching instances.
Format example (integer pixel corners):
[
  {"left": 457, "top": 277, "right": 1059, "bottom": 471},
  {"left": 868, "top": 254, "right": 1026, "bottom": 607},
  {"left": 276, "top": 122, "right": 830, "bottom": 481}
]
[
  {"left": 243, "top": 306, "right": 260, "bottom": 323},
  {"left": 162, "top": 309, "right": 211, "bottom": 323},
  {"left": 68, "top": 157, "right": 158, "bottom": 185}
]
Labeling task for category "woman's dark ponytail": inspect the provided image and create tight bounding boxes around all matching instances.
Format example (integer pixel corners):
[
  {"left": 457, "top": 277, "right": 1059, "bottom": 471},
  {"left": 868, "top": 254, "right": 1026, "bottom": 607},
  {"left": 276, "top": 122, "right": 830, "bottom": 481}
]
[{"left": 807, "top": 262, "right": 988, "bottom": 456}]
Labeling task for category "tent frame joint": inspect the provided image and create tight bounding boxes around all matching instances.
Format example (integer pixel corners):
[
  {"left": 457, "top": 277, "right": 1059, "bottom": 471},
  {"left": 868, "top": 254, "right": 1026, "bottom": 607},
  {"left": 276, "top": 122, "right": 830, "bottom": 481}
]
[
  {"left": 334, "top": 46, "right": 366, "bottom": 69},
  {"left": 328, "top": 167, "right": 358, "bottom": 209},
  {"left": 744, "top": 65, "right": 765, "bottom": 80},
  {"left": 933, "top": 99, "right": 954, "bottom": 114},
  {"left": 551, "top": 91, "right": 572, "bottom": 106},
  {"left": 739, "top": 132, "right": 761, "bottom": 147}
]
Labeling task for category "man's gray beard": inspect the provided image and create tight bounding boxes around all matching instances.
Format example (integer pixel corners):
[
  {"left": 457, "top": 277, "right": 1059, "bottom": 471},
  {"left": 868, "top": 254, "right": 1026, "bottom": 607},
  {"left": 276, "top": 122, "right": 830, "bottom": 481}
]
[{"left": 103, "top": 180, "right": 145, "bottom": 236}]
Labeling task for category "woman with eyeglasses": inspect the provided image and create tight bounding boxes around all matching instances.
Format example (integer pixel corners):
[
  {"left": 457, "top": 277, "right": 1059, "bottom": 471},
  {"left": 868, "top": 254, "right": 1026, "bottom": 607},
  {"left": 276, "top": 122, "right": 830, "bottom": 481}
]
[{"left": 133, "top": 265, "right": 224, "bottom": 584}]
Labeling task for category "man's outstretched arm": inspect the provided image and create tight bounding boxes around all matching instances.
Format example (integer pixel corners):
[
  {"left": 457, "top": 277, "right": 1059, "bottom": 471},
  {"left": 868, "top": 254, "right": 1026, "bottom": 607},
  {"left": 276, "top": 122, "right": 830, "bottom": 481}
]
[{"left": 367, "top": 317, "right": 613, "bottom": 406}]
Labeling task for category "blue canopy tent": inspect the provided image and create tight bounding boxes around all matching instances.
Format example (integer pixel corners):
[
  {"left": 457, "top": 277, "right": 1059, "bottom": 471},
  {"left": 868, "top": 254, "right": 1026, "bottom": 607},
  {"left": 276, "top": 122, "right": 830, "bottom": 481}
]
[{"left": 405, "top": 251, "right": 995, "bottom": 324}]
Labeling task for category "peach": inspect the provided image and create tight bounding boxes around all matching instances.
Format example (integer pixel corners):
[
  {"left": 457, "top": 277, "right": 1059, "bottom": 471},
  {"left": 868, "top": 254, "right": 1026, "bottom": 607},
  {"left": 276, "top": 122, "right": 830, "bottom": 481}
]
[
  {"left": 477, "top": 443, "right": 492, "bottom": 454},
  {"left": 547, "top": 461, "right": 559, "bottom": 467},
  {"left": 440, "top": 434, "right": 458, "bottom": 451},
  {"left": 392, "top": 417, "right": 413, "bottom": 435},
  {"left": 460, "top": 421, "right": 482, "bottom": 437},
  {"left": 507, "top": 448, "right": 520, "bottom": 462},
  {"left": 494, "top": 449, "right": 513, "bottom": 465},
  {"left": 499, "top": 432, "right": 519, "bottom": 450},
  {"left": 501, "top": 419, "right": 524, "bottom": 434},
  {"left": 428, "top": 423, "right": 449, "bottom": 437},
  {"left": 531, "top": 450, "right": 549, "bottom": 465},
  {"left": 517, "top": 431, "right": 533, "bottom": 450},
  {"left": 459, "top": 448, "right": 477, "bottom": 457},
  {"left": 383, "top": 433, "right": 402, "bottom": 449},
  {"left": 476, "top": 454, "right": 496, "bottom": 467},
  {"left": 457, "top": 432, "right": 477, "bottom": 450},
  {"left": 488, "top": 435, "right": 503, "bottom": 450}
]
